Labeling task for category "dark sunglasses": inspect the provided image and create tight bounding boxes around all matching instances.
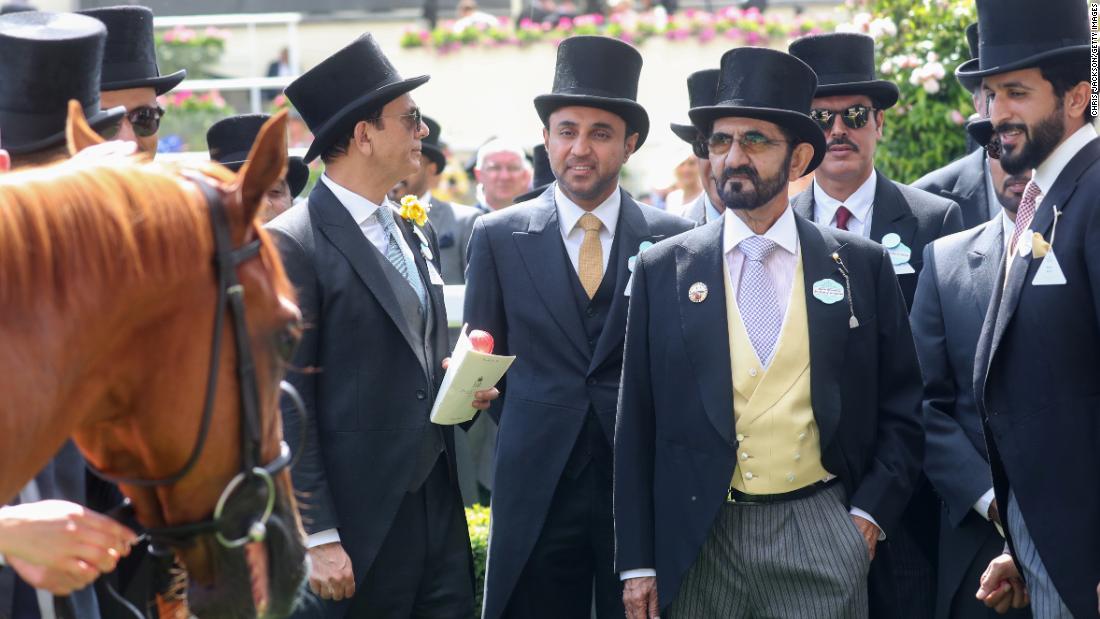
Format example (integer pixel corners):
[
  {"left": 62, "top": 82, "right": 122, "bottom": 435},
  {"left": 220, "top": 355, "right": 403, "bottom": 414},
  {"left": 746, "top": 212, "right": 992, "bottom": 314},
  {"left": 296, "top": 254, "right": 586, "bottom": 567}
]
[
  {"left": 378, "top": 107, "right": 424, "bottom": 132},
  {"left": 809, "top": 104, "right": 874, "bottom": 132},
  {"left": 100, "top": 105, "right": 166, "bottom": 140}
]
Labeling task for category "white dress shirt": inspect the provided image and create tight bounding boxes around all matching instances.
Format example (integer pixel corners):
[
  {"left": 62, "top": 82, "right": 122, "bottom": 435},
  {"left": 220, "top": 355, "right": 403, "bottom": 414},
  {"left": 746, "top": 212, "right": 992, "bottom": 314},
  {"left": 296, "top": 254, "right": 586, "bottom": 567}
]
[
  {"left": 555, "top": 182, "right": 620, "bottom": 275},
  {"left": 1032, "top": 123, "right": 1098, "bottom": 204},
  {"left": 307, "top": 175, "right": 422, "bottom": 551},
  {"left": 620, "top": 207, "right": 883, "bottom": 582},
  {"left": 703, "top": 193, "right": 723, "bottom": 224},
  {"left": 812, "top": 172, "right": 877, "bottom": 239}
]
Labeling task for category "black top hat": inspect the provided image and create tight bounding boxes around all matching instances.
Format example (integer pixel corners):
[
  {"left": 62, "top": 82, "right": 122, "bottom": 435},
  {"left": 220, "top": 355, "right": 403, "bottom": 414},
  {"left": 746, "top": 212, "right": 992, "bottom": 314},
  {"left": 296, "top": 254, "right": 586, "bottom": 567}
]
[
  {"left": 534, "top": 35, "right": 650, "bottom": 148},
  {"left": 954, "top": 23, "right": 982, "bottom": 93},
  {"left": 286, "top": 33, "right": 429, "bottom": 164},
  {"left": 0, "top": 12, "right": 125, "bottom": 156},
  {"left": 78, "top": 6, "right": 186, "bottom": 95},
  {"left": 206, "top": 114, "right": 309, "bottom": 198},
  {"left": 689, "top": 47, "right": 826, "bottom": 174},
  {"left": 957, "top": 0, "right": 1089, "bottom": 80},
  {"left": 0, "top": 3, "right": 34, "bottom": 14},
  {"left": 514, "top": 143, "right": 554, "bottom": 203},
  {"left": 671, "top": 69, "right": 719, "bottom": 145},
  {"left": 420, "top": 116, "right": 447, "bottom": 172},
  {"left": 788, "top": 33, "right": 899, "bottom": 109}
]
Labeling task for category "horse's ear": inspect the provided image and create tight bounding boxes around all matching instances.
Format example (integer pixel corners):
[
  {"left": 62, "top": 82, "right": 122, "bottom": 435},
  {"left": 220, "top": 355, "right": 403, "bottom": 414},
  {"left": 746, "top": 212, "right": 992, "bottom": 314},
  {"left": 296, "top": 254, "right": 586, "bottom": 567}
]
[
  {"left": 66, "top": 99, "right": 105, "bottom": 155},
  {"left": 234, "top": 110, "right": 289, "bottom": 224}
]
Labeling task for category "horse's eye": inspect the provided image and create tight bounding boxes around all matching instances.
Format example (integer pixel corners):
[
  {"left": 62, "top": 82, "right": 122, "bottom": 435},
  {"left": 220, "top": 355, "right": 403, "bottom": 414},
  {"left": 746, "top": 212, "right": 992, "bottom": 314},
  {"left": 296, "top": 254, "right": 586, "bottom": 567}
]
[{"left": 273, "top": 320, "right": 301, "bottom": 362}]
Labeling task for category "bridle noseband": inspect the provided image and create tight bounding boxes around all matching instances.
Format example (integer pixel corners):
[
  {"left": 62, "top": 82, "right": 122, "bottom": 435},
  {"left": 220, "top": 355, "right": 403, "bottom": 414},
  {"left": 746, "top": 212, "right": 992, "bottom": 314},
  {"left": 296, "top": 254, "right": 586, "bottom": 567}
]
[{"left": 87, "top": 174, "right": 302, "bottom": 551}]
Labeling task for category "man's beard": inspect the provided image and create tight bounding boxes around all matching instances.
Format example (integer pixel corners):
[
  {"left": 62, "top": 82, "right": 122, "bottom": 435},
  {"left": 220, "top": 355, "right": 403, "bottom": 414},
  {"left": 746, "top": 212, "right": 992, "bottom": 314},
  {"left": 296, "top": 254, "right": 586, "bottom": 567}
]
[
  {"left": 559, "top": 162, "right": 618, "bottom": 203},
  {"left": 995, "top": 173, "right": 1031, "bottom": 214},
  {"left": 996, "top": 102, "right": 1065, "bottom": 175},
  {"left": 714, "top": 150, "right": 792, "bottom": 212}
]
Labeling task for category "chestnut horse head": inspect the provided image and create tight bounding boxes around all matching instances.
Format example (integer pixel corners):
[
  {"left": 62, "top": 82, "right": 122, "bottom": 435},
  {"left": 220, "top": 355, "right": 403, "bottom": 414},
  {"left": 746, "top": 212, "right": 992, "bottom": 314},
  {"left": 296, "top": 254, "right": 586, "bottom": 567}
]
[{"left": 0, "top": 103, "right": 307, "bottom": 618}]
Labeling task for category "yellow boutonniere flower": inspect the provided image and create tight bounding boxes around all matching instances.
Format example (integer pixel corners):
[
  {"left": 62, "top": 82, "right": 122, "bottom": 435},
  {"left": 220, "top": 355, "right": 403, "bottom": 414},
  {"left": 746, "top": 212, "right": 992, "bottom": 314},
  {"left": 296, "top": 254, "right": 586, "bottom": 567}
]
[{"left": 399, "top": 194, "right": 430, "bottom": 227}]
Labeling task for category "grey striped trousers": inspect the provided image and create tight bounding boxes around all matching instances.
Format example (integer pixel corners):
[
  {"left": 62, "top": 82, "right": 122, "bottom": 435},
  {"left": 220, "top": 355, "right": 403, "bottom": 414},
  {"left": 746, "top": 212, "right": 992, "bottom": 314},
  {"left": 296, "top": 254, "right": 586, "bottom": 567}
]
[
  {"left": 669, "top": 484, "right": 870, "bottom": 618},
  {"left": 1006, "top": 492, "right": 1072, "bottom": 619}
]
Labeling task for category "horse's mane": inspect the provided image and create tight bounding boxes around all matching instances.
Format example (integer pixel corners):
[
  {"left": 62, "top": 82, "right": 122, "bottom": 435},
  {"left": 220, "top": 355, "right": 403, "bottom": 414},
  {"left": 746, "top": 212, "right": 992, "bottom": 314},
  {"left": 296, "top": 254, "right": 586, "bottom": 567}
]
[{"left": 0, "top": 156, "right": 278, "bottom": 313}]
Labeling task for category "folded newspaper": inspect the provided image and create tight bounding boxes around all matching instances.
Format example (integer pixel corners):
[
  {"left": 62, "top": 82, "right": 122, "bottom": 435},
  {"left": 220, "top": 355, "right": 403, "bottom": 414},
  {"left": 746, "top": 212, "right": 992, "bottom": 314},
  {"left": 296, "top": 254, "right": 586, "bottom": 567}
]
[{"left": 430, "top": 325, "right": 515, "bottom": 425}]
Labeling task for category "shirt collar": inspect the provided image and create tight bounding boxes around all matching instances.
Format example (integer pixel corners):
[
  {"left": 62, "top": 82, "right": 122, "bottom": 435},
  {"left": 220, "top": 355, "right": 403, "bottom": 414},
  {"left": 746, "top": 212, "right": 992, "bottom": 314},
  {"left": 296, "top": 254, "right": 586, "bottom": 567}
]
[
  {"left": 420, "top": 191, "right": 433, "bottom": 205},
  {"left": 1032, "top": 124, "right": 1098, "bottom": 196},
  {"left": 321, "top": 174, "right": 384, "bottom": 225},
  {"left": 1000, "top": 208, "right": 1015, "bottom": 248},
  {"left": 703, "top": 193, "right": 723, "bottom": 224},
  {"left": 555, "top": 182, "right": 621, "bottom": 236},
  {"left": 812, "top": 171, "right": 877, "bottom": 225},
  {"left": 723, "top": 205, "right": 799, "bottom": 256}
]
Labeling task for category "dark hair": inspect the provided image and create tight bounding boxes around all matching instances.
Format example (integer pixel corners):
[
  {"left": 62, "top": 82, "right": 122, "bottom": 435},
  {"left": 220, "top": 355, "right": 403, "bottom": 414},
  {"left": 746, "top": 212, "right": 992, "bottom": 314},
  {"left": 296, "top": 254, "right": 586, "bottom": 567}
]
[
  {"left": 1039, "top": 57, "right": 1095, "bottom": 122},
  {"left": 319, "top": 105, "right": 386, "bottom": 164}
]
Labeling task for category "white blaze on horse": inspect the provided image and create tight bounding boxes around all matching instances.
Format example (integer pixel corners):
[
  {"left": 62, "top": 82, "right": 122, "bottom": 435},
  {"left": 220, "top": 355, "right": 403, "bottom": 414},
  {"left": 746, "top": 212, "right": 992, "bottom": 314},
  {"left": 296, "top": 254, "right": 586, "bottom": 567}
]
[{"left": 0, "top": 102, "right": 308, "bottom": 618}]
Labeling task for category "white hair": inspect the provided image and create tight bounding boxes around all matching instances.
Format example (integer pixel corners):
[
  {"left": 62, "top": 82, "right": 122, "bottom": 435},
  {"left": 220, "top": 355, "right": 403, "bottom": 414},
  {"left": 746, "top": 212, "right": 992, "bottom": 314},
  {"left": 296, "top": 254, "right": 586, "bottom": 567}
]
[{"left": 475, "top": 138, "right": 531, "bottom": 171}]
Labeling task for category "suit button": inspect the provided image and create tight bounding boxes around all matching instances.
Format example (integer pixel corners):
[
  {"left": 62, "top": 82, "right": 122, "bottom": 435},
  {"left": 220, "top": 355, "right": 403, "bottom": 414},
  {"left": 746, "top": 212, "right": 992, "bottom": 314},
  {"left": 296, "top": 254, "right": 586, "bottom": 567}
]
[
  {"left": 736, "top": 433, "right": 745, "bottom": 442},
  {"left": 748, "top": 368, "right": 758, "bottom": 377},
  {"left": 588, "top": 338, "right": 596, "bottom": 347},
  {"left": 587, "top": 377, "right": 597, "bottom": 386},
  {"left": 745, "top": 472, "right": 754, "bottom": 480},
  {"left": 691, "top": 496, "right": 697, "bottom": 501},
  {"left": 586, "top": 307, "right": 596, "bottom": 317},
  {"left": 416, "top": 389, "right": 427, "bottom": 400},
  {"left": 740, "top": 452, "right": 749, "bottom": 461}
]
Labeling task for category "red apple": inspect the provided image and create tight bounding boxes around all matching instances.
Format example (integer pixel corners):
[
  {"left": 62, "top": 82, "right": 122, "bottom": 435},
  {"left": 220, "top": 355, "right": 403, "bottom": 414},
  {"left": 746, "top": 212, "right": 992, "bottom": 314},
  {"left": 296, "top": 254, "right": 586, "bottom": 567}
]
[{"left": 468, "top": 330, "right": 494, "bottom": 354}]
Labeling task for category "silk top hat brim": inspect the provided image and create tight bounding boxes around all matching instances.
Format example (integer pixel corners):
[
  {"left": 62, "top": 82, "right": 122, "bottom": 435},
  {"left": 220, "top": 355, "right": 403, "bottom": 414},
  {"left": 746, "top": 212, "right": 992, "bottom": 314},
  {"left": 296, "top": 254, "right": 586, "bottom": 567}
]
[
  {"left": 689, "top": 104, "right": 826, "bottom": 174},
  {"left": 955, "top": 45, "right": 1090, "bottom": 80},
  {"left": 218, "top": 154, "right": 309, "bottom": 198},
  {"left": 955, "top": 58, "right": 982, "bottom": 93},
  {"left": 421, "top": 142, "right": 446, "bottom": 171},
  {"left": 103, "top": 69, "right": 186, "bottom": 96},
  {"left": 534, "top": 94, "right": 650, "bottom": 148},
  {"left": 814, "top": 80, "right": 899, "bottom": 109},
  {"left": 299, "top": 74, "right": 428, "bottom": 164},
  {"left": 967, "top": 118, "right": 994, "bottom": 148},
  {"left": 670, "top": 121, "right": 701, "bottom": 145},
  {"left": 4, "top": 103, "right": 125, "bottom": 156}
]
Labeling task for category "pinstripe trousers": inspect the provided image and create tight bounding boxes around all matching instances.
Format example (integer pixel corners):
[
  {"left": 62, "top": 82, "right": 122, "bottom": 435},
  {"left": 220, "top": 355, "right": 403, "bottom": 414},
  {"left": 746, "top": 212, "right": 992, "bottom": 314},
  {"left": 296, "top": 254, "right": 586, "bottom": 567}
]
[
  {"left": 669, "top": 484, "right": 870, "bottom": 618},
  {"left": 1005, "top": 493, "right": 1072, "bottom": 619}
]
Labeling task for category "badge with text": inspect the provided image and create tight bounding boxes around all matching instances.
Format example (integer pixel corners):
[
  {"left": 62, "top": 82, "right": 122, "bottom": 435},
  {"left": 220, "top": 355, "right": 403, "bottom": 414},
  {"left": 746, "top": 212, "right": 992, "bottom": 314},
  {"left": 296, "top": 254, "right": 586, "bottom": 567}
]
[
  {"left": 1032, "top": 252, "right": 1067, "bottom": 286},
  {"left": 881, "top": 233, "right": 914, "bottom": 274},
  {"left": 812, "top": 278, "right": 845, "bottom": 304},
  {"left": 688, "top": 282, "right": 708, "bottom": 303},
  {"left": 426, "top": 261, "right": 445, "bottom": 286}
]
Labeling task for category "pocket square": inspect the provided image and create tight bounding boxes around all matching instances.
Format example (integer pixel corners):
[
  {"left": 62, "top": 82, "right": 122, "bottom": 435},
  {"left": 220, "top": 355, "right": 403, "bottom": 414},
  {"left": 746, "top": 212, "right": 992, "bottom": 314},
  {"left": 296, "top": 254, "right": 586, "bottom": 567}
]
[
  {"left": 438, "top": 232, "right": 455, "bottom": 249},
  {"left": 1031, "top": 231, "right": 1050, "bottom": 259}
]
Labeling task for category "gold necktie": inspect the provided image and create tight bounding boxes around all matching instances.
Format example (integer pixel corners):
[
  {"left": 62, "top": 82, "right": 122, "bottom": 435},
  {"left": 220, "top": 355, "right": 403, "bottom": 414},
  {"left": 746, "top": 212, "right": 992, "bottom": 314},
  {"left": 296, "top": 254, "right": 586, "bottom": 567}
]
[{"left": 577, "top": 212, "right": 604, "bottom": 299}]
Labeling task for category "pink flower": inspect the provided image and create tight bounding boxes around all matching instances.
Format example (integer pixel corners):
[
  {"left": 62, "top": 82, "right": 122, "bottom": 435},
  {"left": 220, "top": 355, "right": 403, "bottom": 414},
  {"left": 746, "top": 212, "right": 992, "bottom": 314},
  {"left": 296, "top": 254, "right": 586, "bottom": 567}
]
[
  {"left": 950, "top": 109, "right": 966, "bottom": 125},
  {"left": 519, "top": 18, "right": 534, "bottom": 27}
]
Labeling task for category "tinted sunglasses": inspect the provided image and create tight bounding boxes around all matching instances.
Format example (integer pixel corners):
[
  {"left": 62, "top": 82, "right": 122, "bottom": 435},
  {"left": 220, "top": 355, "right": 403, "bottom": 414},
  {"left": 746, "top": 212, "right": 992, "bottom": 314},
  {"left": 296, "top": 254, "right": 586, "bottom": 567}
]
[
  {"left": 809, "top": 104, "right": 874, "bottom": 132},
  {"left": 100, "top": 105, "right": 166, "bottom": 139}
]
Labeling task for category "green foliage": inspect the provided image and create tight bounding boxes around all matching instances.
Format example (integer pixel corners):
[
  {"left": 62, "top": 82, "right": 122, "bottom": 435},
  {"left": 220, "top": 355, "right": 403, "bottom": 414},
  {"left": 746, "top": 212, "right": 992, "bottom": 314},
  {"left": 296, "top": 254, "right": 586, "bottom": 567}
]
[
  {"left": 839, "top": 0, "right": 977, "bottom": 182},
  {"left": 155, "top": 26, "right": 229, "bottom": 79},
  {"left": 466, "top": 504, "right": 491, "bottom": 617}
]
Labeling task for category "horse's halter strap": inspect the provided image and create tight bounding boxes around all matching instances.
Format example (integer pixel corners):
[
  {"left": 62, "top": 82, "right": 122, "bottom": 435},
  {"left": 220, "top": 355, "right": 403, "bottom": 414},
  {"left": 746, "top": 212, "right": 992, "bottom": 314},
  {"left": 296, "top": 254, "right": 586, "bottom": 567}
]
[{"left": 86, "top": 174, "right": 298, "bottom": 550}]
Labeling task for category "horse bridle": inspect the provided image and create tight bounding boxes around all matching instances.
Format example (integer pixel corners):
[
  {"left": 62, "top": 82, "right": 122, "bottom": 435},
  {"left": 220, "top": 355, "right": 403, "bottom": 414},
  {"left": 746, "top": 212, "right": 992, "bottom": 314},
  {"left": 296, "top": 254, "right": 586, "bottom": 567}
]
[{"left": 87, "top": 174, "right": 302, "bottom": 551}]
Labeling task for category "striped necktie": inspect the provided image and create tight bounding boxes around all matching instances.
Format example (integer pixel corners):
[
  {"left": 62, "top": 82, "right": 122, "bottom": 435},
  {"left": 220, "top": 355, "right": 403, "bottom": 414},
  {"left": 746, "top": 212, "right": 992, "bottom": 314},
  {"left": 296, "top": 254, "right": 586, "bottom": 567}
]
[{"left": 375, "top": 206, "right": 427, "bottom": 308}]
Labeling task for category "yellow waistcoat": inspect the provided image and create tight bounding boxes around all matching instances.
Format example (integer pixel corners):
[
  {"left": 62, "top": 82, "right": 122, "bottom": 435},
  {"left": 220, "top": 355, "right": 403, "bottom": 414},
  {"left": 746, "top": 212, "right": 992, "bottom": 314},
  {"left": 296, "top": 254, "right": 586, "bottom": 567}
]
[{"left": 724, "top": 253, "right": 832, "bottom": 493}]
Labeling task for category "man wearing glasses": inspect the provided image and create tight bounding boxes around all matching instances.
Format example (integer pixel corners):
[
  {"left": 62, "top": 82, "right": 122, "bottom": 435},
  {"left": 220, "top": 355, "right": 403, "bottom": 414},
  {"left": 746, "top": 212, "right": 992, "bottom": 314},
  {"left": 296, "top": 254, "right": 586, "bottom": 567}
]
[
  {"left": 472, "top": 138, "right": 533, "bottom": 212},
  {"left": 79, "top": 6, "right": 184, "bottom": 156},
  {"left": 787, "top": 33, "right": 962, "bottom": 619},
  {"left": 615, "top": 46, "right": 922, "bottom": 619},
  {"left": 268, "top": 33, "right": 498, "bottom": 619}
]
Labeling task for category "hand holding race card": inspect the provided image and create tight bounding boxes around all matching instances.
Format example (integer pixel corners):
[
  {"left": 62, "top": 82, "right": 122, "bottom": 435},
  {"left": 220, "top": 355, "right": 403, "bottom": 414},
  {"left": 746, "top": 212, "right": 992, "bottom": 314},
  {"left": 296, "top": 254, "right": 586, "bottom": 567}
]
[{"left": 430, "top": 325, "right": 515, "bottom": 425}]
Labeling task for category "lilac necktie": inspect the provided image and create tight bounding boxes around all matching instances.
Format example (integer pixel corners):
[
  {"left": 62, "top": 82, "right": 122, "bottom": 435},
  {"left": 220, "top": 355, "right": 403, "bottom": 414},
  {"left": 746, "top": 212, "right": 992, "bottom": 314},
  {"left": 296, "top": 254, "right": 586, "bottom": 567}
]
[{"left": 737, "top": 236, "right": 783, "bottom": 367}]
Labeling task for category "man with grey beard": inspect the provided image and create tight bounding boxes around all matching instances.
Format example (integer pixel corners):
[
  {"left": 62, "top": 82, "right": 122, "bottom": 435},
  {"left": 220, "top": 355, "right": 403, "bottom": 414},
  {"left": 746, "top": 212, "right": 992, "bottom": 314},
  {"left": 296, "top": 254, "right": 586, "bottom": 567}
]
[{"left": 912, "top": 117, "right": 1032, "bottom": 619}]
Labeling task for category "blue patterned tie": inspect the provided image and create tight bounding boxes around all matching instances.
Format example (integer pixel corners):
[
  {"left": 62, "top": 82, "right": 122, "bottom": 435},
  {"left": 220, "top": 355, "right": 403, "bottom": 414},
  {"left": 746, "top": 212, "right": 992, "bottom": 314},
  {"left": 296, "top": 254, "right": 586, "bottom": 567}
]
[
  {"left": 737, "top": 236, "right": 783, "bottom": 367},
  {"left": 375, "top": 206, "right": 427, "bottom": 308}
]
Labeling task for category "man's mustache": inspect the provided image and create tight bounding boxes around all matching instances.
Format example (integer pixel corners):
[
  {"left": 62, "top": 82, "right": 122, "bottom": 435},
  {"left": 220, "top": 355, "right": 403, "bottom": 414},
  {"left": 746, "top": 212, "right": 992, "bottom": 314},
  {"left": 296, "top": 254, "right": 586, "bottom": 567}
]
[
  {"left": 827, "top": 137, "right": 859, "bottom": 151},
  {"left": 716, "top": 165, "right": 760, "bottom": 190},
  {"left": 994, "top": 122, "right": 1029, "bottom": 139}
]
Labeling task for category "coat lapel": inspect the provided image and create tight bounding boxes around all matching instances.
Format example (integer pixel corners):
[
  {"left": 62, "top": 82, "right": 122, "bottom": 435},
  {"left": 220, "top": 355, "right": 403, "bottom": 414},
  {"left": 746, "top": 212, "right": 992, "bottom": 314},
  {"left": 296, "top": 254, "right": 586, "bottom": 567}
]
[
  {"left": 790, "top": 189, "right": 814, "bottom": 221},
  {"left": 947, "top": 150, "right": 990, "bottom": 228},
  {"left": 311, "top": 183, "right": 425, "bottom": 370},
  {"left": 868, "top": 170, "right": 919, "bottom": 250},
  {"left": 677, "top": 220, "right": 734, "bottom": 445},
  {"left": 589, "top": 192, "right": 659, "bottom": 374},
  {"left": 967, "top": 220, "right": 1005, "bottom": 319},
  {"left": 796, "top": 216, "right": 849, "bottom": 450},
  {"left": 513, "top": 193, "right": 590, "bottom": 358}
]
